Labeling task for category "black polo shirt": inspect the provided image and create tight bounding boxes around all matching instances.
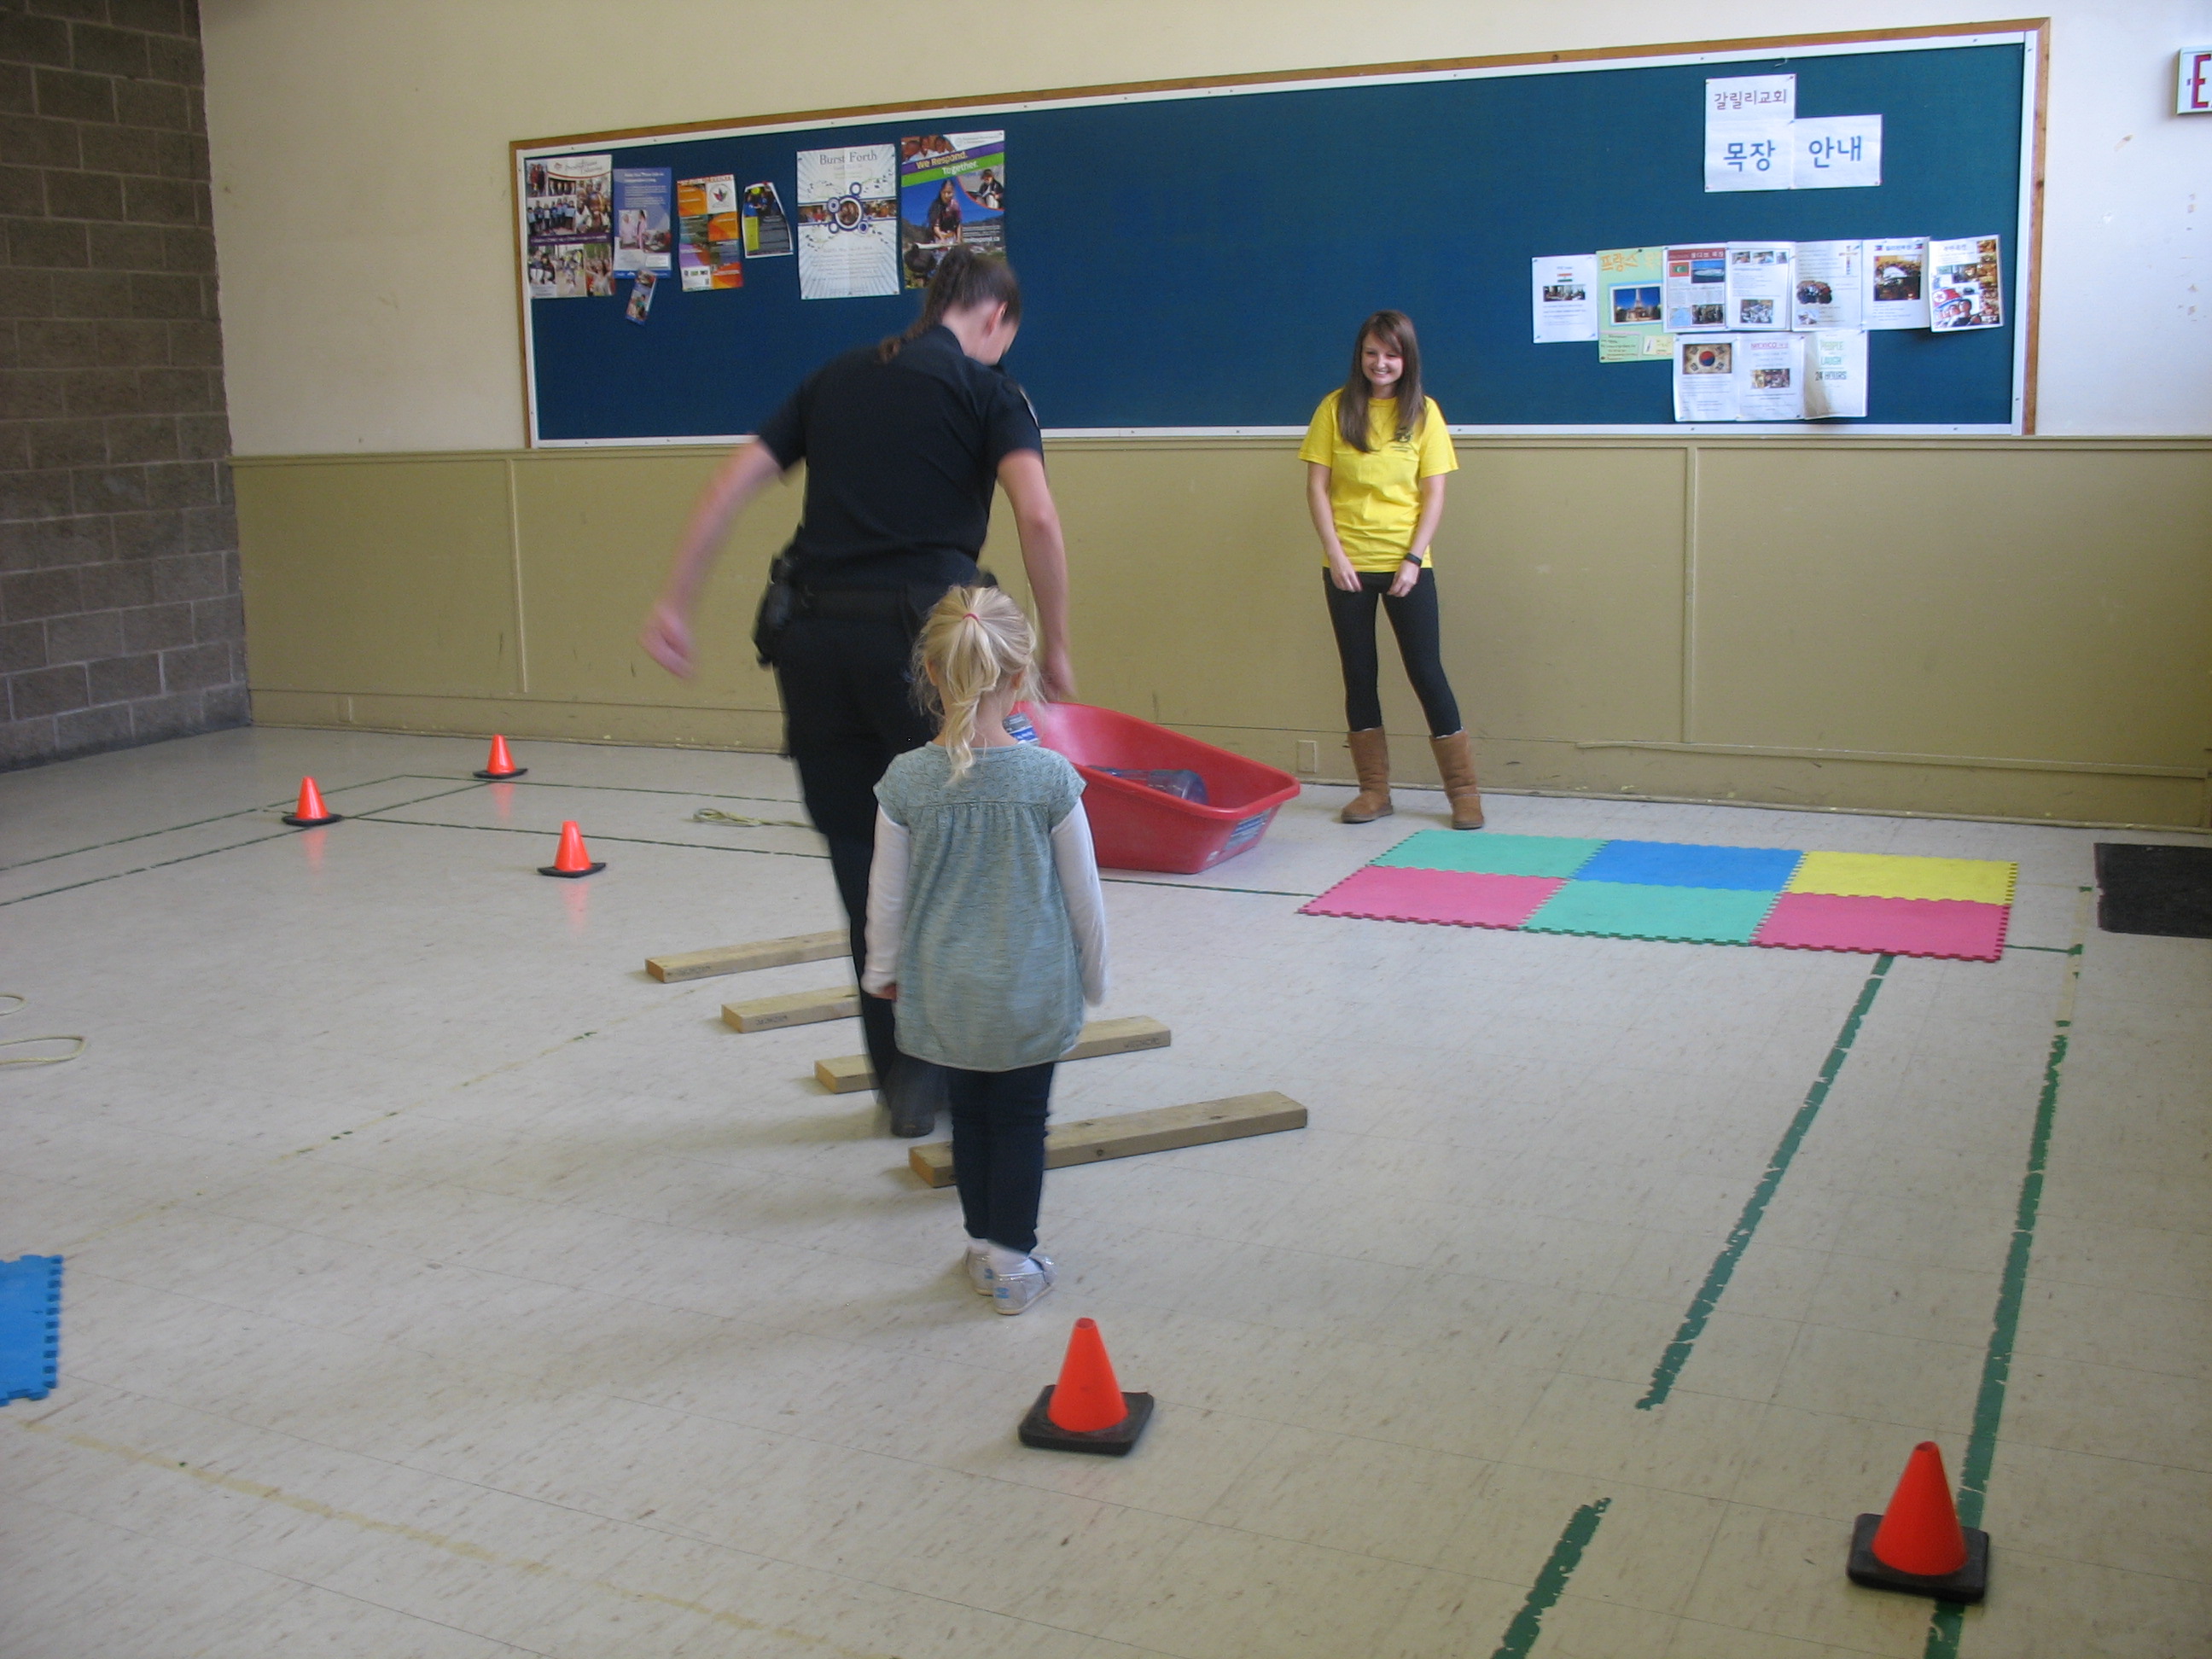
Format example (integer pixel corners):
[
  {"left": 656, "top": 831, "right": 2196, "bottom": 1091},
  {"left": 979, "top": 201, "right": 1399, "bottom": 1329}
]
[{"left": 754, "top": 325, "right": 1042, "bottom": 591}]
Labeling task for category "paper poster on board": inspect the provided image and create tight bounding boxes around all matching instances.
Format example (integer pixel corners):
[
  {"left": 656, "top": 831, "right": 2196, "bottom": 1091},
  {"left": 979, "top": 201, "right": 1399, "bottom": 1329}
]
[
  {"left": 1596, "top": 246, "right": 1669, "bottom": 362},
  {"left": 899, "top": 131, "right": 1005, "bottom": 289},
  {"left": 625, "top": 270, "right": 658, "bottom": 323},
  {"left": 1928, "top": 236, "right": 2003, "bottom": 331},
  {"left": 1530, "top": 254, "right": 1598, "bottom": 343},
  {"left": 1664, "top": 244, "right": 1729, "bottom": 332},
  {"left": 1725, "top": 243, "right": 1793, "bottom": 330},
  {"left": 795, "top": 143, "right": 899, "bottom": 300},
  {"left": 1802, "top": 329, "right": 1868, "bottom": 418},
  {"left": 1793, "top": 116, "right": 1883, "bottom": 189},
  {"left": 677, "top": 173, "right": 743, "bottom": 290},
  {"left": 523, "top": 153, "right": 614, "bottom": 299},
  {"left": 612, "top": 167, "right": 672, "bottom": 274},
  {"left": 1674, "top": 336, "right": 1739, "bottom": 420},
  {"left": 742, "top": 181, "right": 792, "bottom": 258},
  {"left": 1704, "top": 74, "right": 1793, "bottom": 192},
  {"left": 1864, "top": 237, "right": 1930, "bottom": 329},
  {"left": 1792, "top": 241, "right": 1864, "bottom": 330}
]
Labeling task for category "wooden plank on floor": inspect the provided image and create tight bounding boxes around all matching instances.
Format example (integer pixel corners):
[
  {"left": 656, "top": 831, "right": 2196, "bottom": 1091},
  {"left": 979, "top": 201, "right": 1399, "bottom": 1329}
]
[
  {"left": 812, "top": 1015, "right": 1171, "bottom": 1095},
  {"left": 907, "top": 1091, "right": 1307, "bottom": 1187},
  {"left": 723, "top": 984, "right": 859, "bottom": 1033},
  {"left": 646, "top": 928, "right": 847, "bottom": 984}
]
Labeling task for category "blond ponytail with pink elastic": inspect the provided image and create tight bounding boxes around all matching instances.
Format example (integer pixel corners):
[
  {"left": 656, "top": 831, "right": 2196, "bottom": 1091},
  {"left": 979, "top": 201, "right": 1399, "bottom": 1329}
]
[{"left": 913, "top": 586, "right": 1038, "bottom": 779}]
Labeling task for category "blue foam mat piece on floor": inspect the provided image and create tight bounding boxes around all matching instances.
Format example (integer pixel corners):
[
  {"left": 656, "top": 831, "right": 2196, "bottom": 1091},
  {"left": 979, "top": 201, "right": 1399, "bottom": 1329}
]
[
  {"left": 1571, "top": 839, "right": 1805, "bottom": 891},
  {"left": 0, "top": 1254, "right": 63, "bottom": 1405}
]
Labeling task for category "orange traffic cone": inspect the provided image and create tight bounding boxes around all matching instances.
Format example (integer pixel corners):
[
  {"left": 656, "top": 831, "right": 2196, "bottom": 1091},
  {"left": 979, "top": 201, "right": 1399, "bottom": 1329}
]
[
  {"left": 538, "top": 820, "right": 605, "bottom": 878},
  {"left": 1848, "top": 1441, "right": 1988, "bottom": 1603},
  {"left": 1017, "top": 1317, "right": 1153, "bottom": 1454},
  {"left": 474, "top": 734, "right": 526, "bottom": 780},
  {"left": 282, "top": 776, "right": 342, "bottom": 827}
]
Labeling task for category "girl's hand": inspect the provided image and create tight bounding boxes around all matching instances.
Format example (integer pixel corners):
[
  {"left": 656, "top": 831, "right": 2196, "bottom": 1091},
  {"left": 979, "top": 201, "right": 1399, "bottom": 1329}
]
[
  {"left": 1389, "top": 558, "right": 1423, "bottom": 598},
  {"left": 1327, "top": 557, "right": 1362, "bottom": 592},
  {"left": 638, "top": 601, "right": 694, "bottom": 677},
  {"left": 870, "top": 981, "right": 898, "bottom": 1001}
]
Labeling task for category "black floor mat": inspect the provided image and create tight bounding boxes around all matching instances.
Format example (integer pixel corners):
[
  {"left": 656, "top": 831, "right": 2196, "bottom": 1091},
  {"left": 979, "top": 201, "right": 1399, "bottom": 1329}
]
[{"left": 2094, "top": 842, "right": 2212, "bottom": 938}]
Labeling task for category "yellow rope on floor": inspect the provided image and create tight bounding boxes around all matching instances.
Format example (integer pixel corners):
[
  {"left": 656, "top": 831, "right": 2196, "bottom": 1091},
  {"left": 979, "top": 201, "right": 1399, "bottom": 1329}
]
[
  {"left": 0, "top": 994, "right": 84, "bottom": 1067},
  {"left": 690, "top": 807, "right": 814, "bottom": 831}
]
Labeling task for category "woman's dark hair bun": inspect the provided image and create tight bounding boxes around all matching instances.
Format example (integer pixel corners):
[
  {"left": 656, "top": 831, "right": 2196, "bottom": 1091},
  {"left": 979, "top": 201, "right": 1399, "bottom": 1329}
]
[{"left": 879, "top": 247, "right": 1022, "bottom": 360}]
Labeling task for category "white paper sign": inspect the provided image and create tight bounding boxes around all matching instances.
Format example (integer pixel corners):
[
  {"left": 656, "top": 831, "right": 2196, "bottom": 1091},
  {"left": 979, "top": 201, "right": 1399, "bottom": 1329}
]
[
  {"left": 1802, "top": 329, "right": 1869, "bottom": 419},
  {"left": 2178, "top": 47, "right": 2212, "bottom": 114},
  {"left": 795, "top": 143, "right": 899, "bottom": 300},
  {"left": 1726, "top": 242, "right": 1793, "bottom": 331},
  {"left": 1735, "top": 333, "right": 1804, "bottom": 420},
  {"left": 1530, "top": 254, "right": 1598, "bottom": 343},
  {"left": 1704, "top": 74, "right": 1794, "bottom": 192},
  {"left": 1793, "top": 115, "right": 1883, "bottom": 189}
]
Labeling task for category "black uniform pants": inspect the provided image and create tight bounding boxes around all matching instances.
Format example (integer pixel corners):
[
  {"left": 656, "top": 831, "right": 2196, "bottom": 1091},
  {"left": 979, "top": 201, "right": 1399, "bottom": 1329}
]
[
  {"left": 773, "top": 608, "right": 939, "bottom": 1091},
  {"left": 1322, "top": 568, "right": 1462, "bottom": 736}
]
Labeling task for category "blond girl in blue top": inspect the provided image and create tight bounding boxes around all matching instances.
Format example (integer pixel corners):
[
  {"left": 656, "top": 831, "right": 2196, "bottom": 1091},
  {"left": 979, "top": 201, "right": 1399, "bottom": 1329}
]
[{"left": 1300, "top": 309, "right": 1485, "bottom": 830}]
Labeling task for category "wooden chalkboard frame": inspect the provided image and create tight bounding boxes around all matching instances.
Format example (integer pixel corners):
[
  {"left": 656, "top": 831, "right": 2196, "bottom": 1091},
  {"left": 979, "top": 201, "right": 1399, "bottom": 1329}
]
[{"left": 511, "top": 20, "right": 2048, "bottom": 444}]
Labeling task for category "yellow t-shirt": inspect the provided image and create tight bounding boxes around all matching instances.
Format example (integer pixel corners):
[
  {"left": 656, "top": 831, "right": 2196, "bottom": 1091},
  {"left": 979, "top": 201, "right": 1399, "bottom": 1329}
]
[{"left": 1298, "top": 391, "right": 1458, "bottom": 571}]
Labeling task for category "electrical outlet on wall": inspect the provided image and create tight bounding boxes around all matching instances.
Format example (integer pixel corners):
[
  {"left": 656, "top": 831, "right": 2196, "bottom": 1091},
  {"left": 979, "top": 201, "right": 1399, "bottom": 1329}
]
[{"left": 1296, "top": 740, "right": 1320, "bottom": 775}]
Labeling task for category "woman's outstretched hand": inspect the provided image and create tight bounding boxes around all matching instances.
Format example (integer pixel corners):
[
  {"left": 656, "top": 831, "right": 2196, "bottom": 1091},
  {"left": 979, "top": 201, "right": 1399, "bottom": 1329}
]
[
  {"left": 638, "top": 601, "right": 694, "bottom": 677},
  {"left": 1327, "top": 557, "right": 1362, "bottom": 592}
]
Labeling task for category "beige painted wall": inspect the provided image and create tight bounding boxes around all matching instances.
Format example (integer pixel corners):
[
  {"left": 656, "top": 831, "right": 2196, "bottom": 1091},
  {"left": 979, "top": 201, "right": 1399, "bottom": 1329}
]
[
  {"left": 238, "top": 438, "right": 2212, "bottom": 827},
  {"left": 201, "top": 1, "right": 2212, "bottom": 451}
]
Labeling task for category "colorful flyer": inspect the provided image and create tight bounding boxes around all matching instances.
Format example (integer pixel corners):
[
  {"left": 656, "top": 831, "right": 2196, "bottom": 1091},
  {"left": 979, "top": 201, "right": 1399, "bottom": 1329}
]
[
  {"left": 1596, "top": 246, "right": 1670, "bottom": 363},
  {"left": 1792, "top": 240, "right": 1865, "bottom": 330},
  {"left": 1928, "top": 236, "right": 2004, "bottom": 332},
  {"left": 677, "top": 173, "right": 744, "bottom": 291},
  {"left": 1725, "top": 242, "right": 1793, "bottom": 331},
  {"left": 612, "top": 167, "right": 672, "bottom": 274},
  {"left": 1865, "top": 237, "right": 1930, "bottom": 329},
  {"left": 795, "top": 143, "right": 898, "bottom": 300},
  {"left": 625, "top": 270, "right": 658, "bottom": 323},
  {"left": 1530, "top": 253, "right": 1598, "bottom": 344},
  {"left": 899, "top": 131, "right": 1005, "bottom": 288},
  {"left": 742, "top": 181, "right": 792, "bottom": 258},
  {"left": 523, "top": 153, "right": 613, "bottom": 299},
  {"left": 1664, "top": 244, "right": 1729, "bottom": 333}
]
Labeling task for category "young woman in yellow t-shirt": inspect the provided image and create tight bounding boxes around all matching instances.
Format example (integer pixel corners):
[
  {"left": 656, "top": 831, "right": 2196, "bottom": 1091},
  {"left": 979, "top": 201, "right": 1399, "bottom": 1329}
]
[{"left": 1299, "top": 310, "right": 1483, "bottom": 829}]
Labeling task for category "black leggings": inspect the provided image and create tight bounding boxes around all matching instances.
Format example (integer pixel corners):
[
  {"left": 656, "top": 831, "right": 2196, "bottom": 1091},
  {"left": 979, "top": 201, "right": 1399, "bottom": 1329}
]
[
  {"left": 1323, "top": 568, "right": 1461, "bottom": 736},
  {"left": 947, "top": 1061, "right": 1057, "bottom": 1254}
]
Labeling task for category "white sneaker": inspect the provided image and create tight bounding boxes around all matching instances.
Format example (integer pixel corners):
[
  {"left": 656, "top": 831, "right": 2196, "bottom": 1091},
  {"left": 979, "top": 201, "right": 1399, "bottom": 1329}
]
[
  {"left": 964, "top": 1246, "right": 995, "bottom": 1295},
  {"left": 991, "top": 1252, "right": 1057, "bottom": 1316}
]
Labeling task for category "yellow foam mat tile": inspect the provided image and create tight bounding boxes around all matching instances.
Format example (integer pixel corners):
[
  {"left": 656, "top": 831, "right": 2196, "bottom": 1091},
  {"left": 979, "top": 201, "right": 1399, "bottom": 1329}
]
[{"left": 1786, "top": 851, "right": 2017, "bottom": 905}]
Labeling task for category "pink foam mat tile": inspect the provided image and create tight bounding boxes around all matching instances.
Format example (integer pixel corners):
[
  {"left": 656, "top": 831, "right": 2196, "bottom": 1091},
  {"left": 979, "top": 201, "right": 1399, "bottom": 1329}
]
[
  {"left": 1752, "top": 891, "right": 2011, "bottom": 962},
  {"left": 1301, "top": 865, "right": 1567, "bottom": 929}
]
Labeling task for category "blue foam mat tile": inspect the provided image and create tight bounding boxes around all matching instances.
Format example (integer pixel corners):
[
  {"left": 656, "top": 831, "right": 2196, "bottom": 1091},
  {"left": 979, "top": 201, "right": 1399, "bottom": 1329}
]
[
  {"left": 1572, "top": 839, "right": 1805, "bottom": 891},
  {"left": 0, "top": 1254, "right": 63, "bottom": 1405}
]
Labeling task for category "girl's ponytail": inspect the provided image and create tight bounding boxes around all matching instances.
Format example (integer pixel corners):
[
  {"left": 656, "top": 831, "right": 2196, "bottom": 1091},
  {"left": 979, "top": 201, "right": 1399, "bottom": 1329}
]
[
  {"left": 912, "top": 586, "right": 1039, "bottom": 779},
  {"left": 878, "top": 247, "right": 1023, "bottom": 361}
]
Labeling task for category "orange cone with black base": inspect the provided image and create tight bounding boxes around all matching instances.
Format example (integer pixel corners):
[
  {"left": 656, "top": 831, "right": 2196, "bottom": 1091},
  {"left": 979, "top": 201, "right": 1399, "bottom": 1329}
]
[
  {"left": 1017, "top": 1318, "right": 1153, "bottom": 1455},
  {"left": 282, "top": 777, "right": 341, "bottom": 827},
  {"left": 474, "top": 734, "right": 526, "bottom": 780},
  {"left": 538, "top": 820, "right": 604, "bottom": 878},
  {"left": 1848, "top": 1441, "right": 1988, "bottom": 1603}
]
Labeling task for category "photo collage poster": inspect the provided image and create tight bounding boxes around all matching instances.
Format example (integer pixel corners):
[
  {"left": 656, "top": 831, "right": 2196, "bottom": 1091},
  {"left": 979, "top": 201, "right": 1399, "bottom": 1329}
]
[
  {"left": 524, "top": 154, "right": 614, "bottom": 299},
  {"left": 899, "top": 131, "right": 1006, "bottom": 289},
  {"left": 795, "top": 143, "right": 899, "bottom": 300},
  {"left": 676, "top": 173, "right": 744, "bottom": 291}
]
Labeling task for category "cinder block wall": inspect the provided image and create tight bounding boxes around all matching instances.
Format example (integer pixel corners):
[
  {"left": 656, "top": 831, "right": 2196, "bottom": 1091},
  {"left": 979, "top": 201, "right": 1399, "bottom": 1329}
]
[{"left": 1, "top": 0, "right": 243, "bottom": 770}]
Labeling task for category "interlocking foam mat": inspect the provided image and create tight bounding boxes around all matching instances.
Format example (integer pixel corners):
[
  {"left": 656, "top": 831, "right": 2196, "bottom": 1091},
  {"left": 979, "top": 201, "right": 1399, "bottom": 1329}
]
[
  {"left": 1303, "top": 831, "right": 2016, "bottom": 960},
  {"left": 0, "top": 1255, "right": 61, "bottom": 1406},
  {"left": 2093, "top": 842, "right": 2212, "bottom": 940}
]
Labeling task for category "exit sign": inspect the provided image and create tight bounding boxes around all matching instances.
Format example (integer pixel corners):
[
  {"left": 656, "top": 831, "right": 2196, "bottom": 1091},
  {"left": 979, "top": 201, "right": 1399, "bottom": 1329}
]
[{"left": 2181, "top": 47, "right": 2212, "bottom": 114}]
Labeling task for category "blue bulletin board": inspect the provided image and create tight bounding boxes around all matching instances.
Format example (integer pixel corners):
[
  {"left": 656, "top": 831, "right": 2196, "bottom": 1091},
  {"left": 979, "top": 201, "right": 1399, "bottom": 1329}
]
[{"left": 514, "top": 24, "right": 2044, "bottom": 444}]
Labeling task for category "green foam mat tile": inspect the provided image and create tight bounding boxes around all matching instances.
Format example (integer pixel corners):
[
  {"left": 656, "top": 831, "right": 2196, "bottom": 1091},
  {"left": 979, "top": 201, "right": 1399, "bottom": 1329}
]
[
  {"left": 1372, "top": 830, "right": 1606, "bottom": 879},
  {"left": 1522, "top": 880, "right": 1780, "bottom": 944}
]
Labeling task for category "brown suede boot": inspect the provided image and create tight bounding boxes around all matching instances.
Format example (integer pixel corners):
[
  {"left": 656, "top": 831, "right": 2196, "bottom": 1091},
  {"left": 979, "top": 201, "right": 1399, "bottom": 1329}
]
[
  {"left": 1340, "top": 728, "right": 1393, "bottom": 823},
  {"left": 1429, "top": 730, "right": 1486, "bottom": 830}
]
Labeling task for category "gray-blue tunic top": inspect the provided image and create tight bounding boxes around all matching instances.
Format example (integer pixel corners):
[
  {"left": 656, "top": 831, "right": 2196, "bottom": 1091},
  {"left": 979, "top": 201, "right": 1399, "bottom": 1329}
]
[{"left": 874, "top": 742, "right": 1086, "bottom": 1073}]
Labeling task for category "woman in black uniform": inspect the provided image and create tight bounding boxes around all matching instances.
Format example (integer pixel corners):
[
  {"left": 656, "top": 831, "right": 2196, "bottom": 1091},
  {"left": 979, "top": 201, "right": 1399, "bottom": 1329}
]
[{"left": 641, "top": 250, "right": 1074, "bottom": 1137}]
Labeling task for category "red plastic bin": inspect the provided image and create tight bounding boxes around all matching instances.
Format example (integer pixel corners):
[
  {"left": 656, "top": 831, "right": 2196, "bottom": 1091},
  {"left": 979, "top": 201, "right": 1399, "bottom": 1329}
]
[{"left": 1017, "top": 701, "right": 1301, "bottom": 874}]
